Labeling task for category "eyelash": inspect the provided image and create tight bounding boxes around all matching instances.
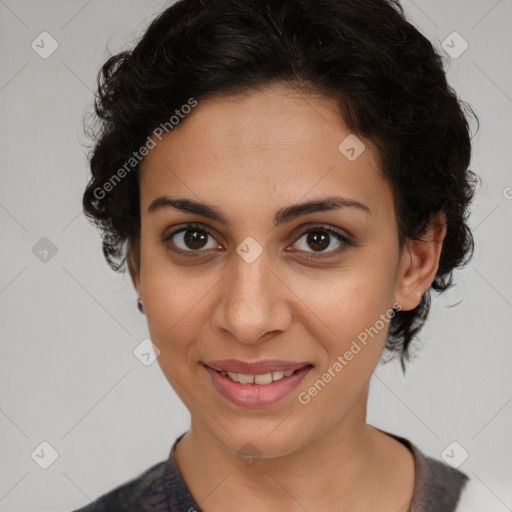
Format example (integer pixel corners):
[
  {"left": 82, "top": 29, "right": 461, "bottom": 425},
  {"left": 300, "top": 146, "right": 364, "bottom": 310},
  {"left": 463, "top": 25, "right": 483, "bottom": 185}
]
[{"left": 163, "top": 222, "right": 353, "bottom": 260}]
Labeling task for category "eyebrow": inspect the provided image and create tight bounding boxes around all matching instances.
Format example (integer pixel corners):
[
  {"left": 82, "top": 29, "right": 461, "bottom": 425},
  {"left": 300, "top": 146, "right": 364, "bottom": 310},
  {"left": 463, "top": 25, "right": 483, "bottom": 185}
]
[{"left": 148, "top": 195, "right": 371, "bottom": 227}]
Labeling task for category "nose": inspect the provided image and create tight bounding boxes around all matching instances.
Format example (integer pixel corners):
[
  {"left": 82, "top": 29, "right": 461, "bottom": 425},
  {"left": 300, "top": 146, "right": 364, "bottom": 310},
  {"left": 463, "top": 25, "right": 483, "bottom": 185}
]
[{"left": 211, "top": 248, "right": 292, "bottom": 345}]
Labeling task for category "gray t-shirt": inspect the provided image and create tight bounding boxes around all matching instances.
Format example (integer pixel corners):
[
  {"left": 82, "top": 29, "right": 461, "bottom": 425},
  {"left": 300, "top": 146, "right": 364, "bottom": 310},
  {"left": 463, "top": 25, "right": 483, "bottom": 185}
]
[{"left": 72, "top": 431, "right": 468, "bottom": 511}]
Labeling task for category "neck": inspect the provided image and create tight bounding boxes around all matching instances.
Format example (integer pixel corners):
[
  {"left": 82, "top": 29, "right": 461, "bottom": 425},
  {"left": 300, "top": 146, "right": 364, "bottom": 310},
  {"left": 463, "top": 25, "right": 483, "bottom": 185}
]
[{"left": 172, "top": 387, "right": 413, "bottom": 511}]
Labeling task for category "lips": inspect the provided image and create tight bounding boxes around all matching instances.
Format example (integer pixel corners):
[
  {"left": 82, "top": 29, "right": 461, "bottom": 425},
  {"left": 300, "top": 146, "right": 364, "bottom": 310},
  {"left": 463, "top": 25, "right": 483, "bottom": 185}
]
[
  {"left": 203, "top": 362, "right": 313, "bottom": 407},
  {"left": 204, "top": 359, "right": 311, "bottom": 375}
]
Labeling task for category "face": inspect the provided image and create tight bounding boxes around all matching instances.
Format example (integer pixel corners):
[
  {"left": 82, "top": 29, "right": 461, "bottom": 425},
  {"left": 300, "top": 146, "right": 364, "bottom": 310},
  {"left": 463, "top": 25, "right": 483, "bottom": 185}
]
[{"left": 131, "top": 83, "right": 439, "bottom": 458}]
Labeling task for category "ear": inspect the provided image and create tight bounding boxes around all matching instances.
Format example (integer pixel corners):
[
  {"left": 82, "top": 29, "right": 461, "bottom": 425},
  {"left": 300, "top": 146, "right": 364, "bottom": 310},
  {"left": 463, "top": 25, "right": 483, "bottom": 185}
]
[
  {"left": 127, "top": 237, "right": 141, "bottom": 297},
  {"left": 394, "top": 212, "right": 447, "bottom": 311}
]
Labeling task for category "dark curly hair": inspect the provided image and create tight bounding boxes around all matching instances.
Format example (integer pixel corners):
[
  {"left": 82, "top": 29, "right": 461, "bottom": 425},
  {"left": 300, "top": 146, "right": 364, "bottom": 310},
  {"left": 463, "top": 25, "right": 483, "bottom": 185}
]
[{"left": 82, "top": 0, "right": 479, "bottom": 371}]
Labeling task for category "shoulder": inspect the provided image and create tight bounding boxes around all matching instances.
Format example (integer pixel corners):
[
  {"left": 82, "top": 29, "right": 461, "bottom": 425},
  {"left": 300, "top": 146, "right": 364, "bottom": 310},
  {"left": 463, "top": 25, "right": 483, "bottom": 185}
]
[
  {"left": 412, "top": 451, "right": 469, "bottom": 510},
  {"left": 377, "top": 428, "right": 469, "bottom": 511},
  {"left": 402, "top": 438, "right": 502, "bottom": 511},
  {"left": 70, "top": 459, "right": 168, "bottom": 512}
]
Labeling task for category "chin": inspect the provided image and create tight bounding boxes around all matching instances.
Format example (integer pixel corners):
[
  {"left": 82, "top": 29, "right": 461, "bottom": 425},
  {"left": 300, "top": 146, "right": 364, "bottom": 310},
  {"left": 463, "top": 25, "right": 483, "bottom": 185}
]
[{"left": 207, "top": 418, "right": 312, "bottom": 461}]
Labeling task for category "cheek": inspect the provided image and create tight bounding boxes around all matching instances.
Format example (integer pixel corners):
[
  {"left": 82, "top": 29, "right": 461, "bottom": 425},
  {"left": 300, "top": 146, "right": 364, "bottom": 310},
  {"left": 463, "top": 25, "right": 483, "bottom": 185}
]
[
  {"left": 294, "top": 278, "right": 396, "bottom": 420},
  {"left": 292, "top": 256, "right": 397, "bottom": 342},
  {"left": 144, "top": 280, "right": 207, "bottom": 354},
  {"left": 139, "top": 246, "right": 216, "bottom": 365},
  {"left": 290, "top": 257, "right": 399, "bottom": 406}
]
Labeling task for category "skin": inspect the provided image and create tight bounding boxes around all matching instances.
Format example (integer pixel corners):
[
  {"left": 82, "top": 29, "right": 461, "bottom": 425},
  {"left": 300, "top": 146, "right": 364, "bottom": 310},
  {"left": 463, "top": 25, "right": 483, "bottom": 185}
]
[{"left": 129, "top": 82, "right": 446, "bottom": 512}]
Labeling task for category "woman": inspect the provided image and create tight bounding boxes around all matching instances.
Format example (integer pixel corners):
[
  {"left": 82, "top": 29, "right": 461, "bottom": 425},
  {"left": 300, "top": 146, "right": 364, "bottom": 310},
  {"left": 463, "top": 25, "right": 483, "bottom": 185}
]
[{"left": 74, "top": 0, "right": 482, "bottom": 510}]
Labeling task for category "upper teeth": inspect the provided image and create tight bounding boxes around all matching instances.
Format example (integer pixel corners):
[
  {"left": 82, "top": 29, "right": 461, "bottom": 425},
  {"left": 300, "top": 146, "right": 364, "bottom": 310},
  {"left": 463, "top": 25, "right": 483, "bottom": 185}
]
[{"left": 221, "top": 369, "right": 295, "bottom": 384}]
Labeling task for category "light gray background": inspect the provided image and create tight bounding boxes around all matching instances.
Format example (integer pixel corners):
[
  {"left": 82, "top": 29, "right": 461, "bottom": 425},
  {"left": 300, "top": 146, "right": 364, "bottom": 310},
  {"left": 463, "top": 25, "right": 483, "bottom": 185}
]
[{"left": 0, "top": 1, "right": 511, "bottom": 510}]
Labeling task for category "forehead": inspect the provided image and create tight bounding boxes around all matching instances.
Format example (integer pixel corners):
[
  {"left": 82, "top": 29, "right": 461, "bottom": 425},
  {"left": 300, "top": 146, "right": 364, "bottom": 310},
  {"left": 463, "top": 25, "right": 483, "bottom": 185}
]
[{"left": 139, "top": 84, "right": 394, "bottom": 222}]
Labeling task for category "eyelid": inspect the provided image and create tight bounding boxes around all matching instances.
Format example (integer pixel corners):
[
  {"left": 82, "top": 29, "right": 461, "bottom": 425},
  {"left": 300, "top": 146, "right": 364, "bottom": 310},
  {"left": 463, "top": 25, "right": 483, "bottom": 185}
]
[
  {"left": 163, "top": 222, "right": 354, "bottom": 257},
  {"left": 292, "top": 223, "right": 352, "bottom": 243}
]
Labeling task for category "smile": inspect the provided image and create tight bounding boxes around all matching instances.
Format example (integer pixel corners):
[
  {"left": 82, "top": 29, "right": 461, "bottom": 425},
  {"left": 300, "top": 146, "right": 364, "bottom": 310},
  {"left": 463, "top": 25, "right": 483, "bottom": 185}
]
[
  {"left": 220, "top": 369, "right": 296, "bottom": 385},
  {"left": 203, "top": 361, "right": 313, "bottom": 407}
]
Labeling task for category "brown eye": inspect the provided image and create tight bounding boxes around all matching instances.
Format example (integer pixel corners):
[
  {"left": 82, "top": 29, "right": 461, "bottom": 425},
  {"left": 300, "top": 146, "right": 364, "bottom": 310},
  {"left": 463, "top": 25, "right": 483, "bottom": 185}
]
[
  {"left": 305, "top": 230, "right": 331, "bottom": 252},
  {"left": 182, "top": 228, "right": 209, "bottom": 250},
  {"left": 164, "top": 224, "right": 219, "bottom": 255},
  {"left": 292, "top": 225, "right": 352, "bottom": 257}
]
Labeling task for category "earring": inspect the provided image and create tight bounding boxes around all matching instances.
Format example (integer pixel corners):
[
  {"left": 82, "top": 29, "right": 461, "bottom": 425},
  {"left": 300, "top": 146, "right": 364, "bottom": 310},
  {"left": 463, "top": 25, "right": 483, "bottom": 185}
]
[{"left": 137, "top": 297, "right": 144, "bottom": 313}]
